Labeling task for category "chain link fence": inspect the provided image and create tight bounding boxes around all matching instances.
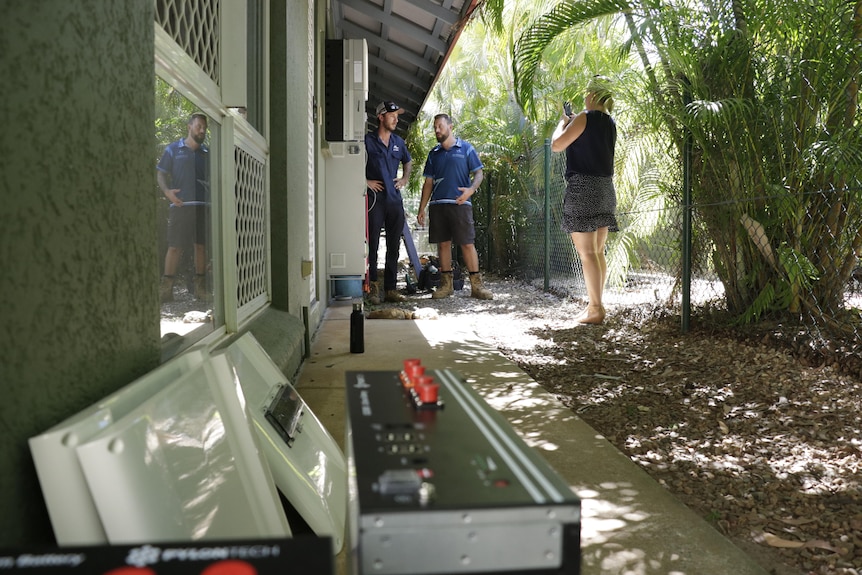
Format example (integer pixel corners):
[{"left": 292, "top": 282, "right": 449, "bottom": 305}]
[{"left": 472, "top": 143, "right": 862, "bottom": 351}]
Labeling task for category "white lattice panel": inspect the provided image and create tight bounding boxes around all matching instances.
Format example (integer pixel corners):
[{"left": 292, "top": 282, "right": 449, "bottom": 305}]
[
  {"left": 235, "top": 147, "right": 268, "bottom": 307},
  {"left": 155, "top": 0, "right": 220, "bottom": 86}
]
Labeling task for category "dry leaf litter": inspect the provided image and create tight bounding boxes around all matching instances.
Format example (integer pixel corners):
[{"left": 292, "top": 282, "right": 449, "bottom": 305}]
[{"left": 370, "top": 276, "right": 862, "bottom": 575}]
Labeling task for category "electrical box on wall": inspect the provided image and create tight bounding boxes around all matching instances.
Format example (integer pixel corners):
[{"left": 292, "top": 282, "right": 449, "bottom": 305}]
[
  {"left": 325, "top": 38, "right": 368, "bottom": 141},
  {"left": 324, "top": 141, "right": 367, "bottom": 279}
]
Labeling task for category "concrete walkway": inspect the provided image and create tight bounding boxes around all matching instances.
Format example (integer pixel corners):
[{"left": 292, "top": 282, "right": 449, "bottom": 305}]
[{"left": 294, "top": 301, "right": 769, "bottom": 575}]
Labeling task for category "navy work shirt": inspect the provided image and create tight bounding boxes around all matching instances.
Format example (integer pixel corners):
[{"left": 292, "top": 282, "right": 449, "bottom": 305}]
[
  {"left": 364, "top": 131, "right": 411, "bottom": 205},
  {"left": 422, "top": 138, "right": 483, "bottom": 206},
  {"left": 157, "top": 139, "right": 210, "bottom": 204}
]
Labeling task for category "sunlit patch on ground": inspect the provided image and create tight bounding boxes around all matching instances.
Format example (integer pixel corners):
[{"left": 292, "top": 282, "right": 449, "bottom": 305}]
[{"left": 384, "top": 276, "right": 862, "bottom": 574}]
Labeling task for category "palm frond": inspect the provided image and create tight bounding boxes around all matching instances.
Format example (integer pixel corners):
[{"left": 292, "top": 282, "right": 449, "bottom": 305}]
[{"left": 513, "top": 0, "right": 632, "bottom": 119}]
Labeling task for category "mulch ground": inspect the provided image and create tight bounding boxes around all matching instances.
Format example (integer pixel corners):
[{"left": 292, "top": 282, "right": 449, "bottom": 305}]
[{"left": 376, "top": 277, "right": 862, "bottom": 575}]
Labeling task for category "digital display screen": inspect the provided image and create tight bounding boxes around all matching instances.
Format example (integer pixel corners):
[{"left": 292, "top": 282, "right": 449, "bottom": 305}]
[{"left": 264, "top": 384, "right": 304, "bottom": 447}]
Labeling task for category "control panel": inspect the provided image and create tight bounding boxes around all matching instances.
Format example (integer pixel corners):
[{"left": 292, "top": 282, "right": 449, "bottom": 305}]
[{"left": 345, "top": 360, "right": 580, "bottom": 575}]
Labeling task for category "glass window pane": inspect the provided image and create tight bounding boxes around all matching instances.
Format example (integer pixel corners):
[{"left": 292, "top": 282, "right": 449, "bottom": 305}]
[{"left": 155, "top": 77, "right": 219, "bottom": 341}]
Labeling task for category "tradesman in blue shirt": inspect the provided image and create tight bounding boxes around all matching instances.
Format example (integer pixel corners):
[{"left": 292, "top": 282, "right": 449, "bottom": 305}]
[
  {"left": 417, "top": 113, "right": 492, "bottom": 300},
  {"left": 364, "top": 101, "right": 413, "bottom": 303},
  {"left": 157, "top": 112, "right": 210, "bottom": 303}
]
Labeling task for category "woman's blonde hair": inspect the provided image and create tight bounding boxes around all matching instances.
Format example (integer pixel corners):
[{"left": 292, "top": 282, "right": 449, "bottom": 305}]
[{"left": 587, "top": 75, "right": 613, "bottom": 113}]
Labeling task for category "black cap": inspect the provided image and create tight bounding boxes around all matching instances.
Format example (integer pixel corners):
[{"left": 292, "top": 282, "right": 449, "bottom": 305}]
[{"left": 375, "top": 101, "right": 404, "bottom": 116}]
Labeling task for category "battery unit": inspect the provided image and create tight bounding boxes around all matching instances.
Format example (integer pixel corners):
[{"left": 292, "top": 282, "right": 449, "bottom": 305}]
[{"left": 345, "top": 364, "right": 581, "bottom": 575}]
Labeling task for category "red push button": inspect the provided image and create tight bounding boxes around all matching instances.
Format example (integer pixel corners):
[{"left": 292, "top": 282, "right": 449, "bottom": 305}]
[{"left": 416, "top": 381, "right": 439, "bottom": 404}]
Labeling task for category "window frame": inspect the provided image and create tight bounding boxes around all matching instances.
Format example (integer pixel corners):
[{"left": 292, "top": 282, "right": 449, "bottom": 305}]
[
  {"left": 153, "top": 27, "right": 224, "bottom": 350},
  {"left": 154, "top": 8, "right": 271, "bottom": 355}
]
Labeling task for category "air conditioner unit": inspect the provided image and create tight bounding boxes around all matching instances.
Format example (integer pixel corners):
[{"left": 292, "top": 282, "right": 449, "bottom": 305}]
[{"left": 325, "top": 38, "right": 368, "bottom": 141}]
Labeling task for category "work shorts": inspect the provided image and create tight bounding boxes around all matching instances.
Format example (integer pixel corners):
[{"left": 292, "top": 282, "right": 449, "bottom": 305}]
[
  {"left": 428, "top": 203, "right": 475, "bottom": 245},
  {"left": 167, "top": 204, "right": 208, "bottom": 248}
]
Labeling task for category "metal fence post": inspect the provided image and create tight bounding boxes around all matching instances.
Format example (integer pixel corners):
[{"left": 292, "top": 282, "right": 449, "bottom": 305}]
[
  {"left": 682, "top": 91, "right": 692, "bottom": 333},
  {"left": 544, "top": 138, "right": 551, "bottom": 292},
  {"left": 486, "top": 174, "right": 493, "bottom": 273}
]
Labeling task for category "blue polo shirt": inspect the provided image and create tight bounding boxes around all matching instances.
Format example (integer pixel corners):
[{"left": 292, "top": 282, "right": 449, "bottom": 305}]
[
  {"left": 157, "top": 139, "right": 209, "bottom": 203},
  {"left": 364, "top": 131, "right": 411, "bottom": 204},
  {"left": 422, "top": 138, "right": 483, "bottom": 205}
]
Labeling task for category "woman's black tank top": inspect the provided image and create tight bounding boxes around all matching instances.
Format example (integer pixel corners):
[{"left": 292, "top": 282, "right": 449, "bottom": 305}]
[{"left": 565, "top": 110, "right": 616, "bottom": 178}]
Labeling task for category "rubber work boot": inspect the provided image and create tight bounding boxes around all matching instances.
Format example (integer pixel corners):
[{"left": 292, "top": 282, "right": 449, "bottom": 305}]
[
  {"left": 469, "top": 272, "right": 493, "bottom": 300},
  {"left": 367, "top": 280, "right": 381, "bottom": 305},
  {"left": 432, "top": 271, "right": 454, "bottom": 299},
  {"left": 194, "top": 274, "right": 212, "bottom": 301},
  {"left": 384, "top": 289, "right": 406, "bottom": 303},
  {"left": 160, "top": 275, "right": 174, "bottom": 303}
]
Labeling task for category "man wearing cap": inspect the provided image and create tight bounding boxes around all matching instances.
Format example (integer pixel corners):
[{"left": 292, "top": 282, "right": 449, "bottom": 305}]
[{"left": 364, "top": 101, "right": 413, "bottom": 304}]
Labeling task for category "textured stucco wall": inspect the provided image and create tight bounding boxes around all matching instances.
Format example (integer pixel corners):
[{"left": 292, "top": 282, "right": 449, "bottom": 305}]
[{"left": 0, "top": 1, "right": 159, "bottom": 545}]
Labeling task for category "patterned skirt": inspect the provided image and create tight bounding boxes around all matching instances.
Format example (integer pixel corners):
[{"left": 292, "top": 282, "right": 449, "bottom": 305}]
[{"left": 561, "top": 172, "right": 619, "bottom": 233}]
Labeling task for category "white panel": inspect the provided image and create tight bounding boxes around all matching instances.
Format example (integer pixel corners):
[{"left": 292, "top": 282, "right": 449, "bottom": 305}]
[
  {"left": 75, "top": 355, "right": 290, "bottom": 544},
  {"left": 28, "top": 350, "right": 206, "bottom": 546},
  {"left": 154, "top": 26, "right": 223, "bottom": 120},
  {"left": 307, "top": 0, "right": 317, "bottom": 303},
  {"left": 221, "top": 0, "right": 248, "bottom": 107},
  {"left": 343, "top": 39, "right": 368, "bottom": 141},
  {"left": 221, "top": 115, "right": 239, "bottom": 332},
  {"left": 329, "top": 141, "right": 346, "bottom": 158},
  {"left": 217, "top": 333, "right": 348, "bottom": 553},
  {"left": 327, "top": 38, "right": 368, "bottom": 142},
  {"left": 330, "top": 253, "right": 347, "bottom": 269},
  {"left": 325, "top": 141, "right": 367, "bottom": 278}
]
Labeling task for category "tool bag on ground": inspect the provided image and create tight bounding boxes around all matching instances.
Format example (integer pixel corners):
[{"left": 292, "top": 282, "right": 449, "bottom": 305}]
[{"left": 417, "top": 256, "right": 464, "bottom": 291}]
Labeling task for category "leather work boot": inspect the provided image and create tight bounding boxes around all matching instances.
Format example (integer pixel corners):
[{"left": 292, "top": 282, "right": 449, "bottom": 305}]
[
  {"left": 194, "top": 274, "right": 212, "bottom": 301},
  {"left": 160, "top": 275, "right": 174, "bottom": 303},
  {"left": 432, "top": 271, "right": 454, "bottom": 299},
  {"left": 367, "top": 280, "right": 381, "bottom": 305},
  {"left": 384, "top": 289, "right": 406, "bottom": 303},
  {"left": 468, "top": 272, "right": 493, "bottom": 300}
]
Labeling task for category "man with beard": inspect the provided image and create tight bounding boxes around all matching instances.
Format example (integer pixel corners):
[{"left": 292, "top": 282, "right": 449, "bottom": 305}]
[
  {"left": 364, "top": 101, "right": 413, "bottom": 304},
  {"left": 417, "top": 114, "right": 492, "bottom": 300},
  {"left": 157, "top": 112, "right": 210, "bottom": 302}
]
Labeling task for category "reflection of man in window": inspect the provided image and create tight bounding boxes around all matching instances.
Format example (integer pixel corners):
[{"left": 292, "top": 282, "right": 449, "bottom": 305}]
[{"left": 157, "top": 113, "right": 210, "bottom": 302}]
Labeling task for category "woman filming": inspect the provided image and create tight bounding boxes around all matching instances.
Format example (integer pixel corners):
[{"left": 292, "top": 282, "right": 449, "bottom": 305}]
[{"left": 551, "top": 76, "right": 618, "bottom": 325}]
